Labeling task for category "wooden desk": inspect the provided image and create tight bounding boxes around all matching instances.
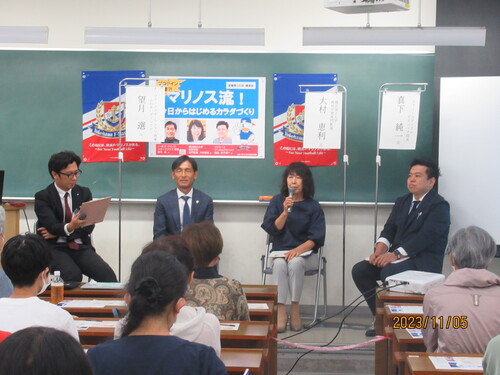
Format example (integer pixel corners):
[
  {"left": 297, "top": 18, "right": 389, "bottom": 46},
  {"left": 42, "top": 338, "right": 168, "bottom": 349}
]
[
  {"left": 375, "top": 294, "right": 424, "bottom": 375},
  {"left": 243, "top": 285, "right": 278, "bottom": 303},
  {"left": 221, "top": 348, "right": 265, "bottom": 375},
  {"left": 391, "top": 328, "right": 426, "bottom": 375},
  {"left": 2, "top": 204, "right": 21, "bottom": 242},
  {"left": 405, "top": 352, "right": 483, "bottom": 375}
]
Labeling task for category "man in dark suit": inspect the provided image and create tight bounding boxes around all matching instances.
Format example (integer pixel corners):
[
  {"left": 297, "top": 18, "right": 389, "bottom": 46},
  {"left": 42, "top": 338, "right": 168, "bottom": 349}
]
[
  {"left": 153, "top": 155, "right": 213, "bottom": 239},
  {"left": 352, "top": 158, "right": 450, "bottom": 335},
  {"left": 35, "top": 151, "right": 117, "bottom": 282}
]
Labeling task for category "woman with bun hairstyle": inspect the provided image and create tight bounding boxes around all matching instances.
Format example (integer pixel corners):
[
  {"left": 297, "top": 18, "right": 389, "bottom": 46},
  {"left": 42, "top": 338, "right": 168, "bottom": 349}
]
[{"left": 87, "top": 251, "right": 226, "bottom": 375}]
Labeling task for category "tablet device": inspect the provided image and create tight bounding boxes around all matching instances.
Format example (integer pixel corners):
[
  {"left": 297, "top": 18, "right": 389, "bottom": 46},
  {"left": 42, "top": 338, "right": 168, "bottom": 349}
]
[{"left": 78, "top": 197, "right": 112, "bottom": 227}]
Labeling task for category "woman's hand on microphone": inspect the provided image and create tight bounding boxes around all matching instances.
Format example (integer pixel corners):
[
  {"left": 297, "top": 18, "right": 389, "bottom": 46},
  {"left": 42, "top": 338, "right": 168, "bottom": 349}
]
[{"left": 283, "top": 196, "right": 294, "bottom": 212}]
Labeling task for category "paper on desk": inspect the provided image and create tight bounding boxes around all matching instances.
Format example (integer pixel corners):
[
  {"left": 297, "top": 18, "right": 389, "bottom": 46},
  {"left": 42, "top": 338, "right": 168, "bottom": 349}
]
[
  {"left": 81, "top": 282, "right": 125, "bottom": 290},
  {"left": 58, "top": 299, "right": 126, "bottom": 308},
  {"left": 269, "top": 250, "right": 312, "bottom": 258},
  {"left": 220, "top": 323, "right": 240, "bottom": 331},
  {"left": 248, "top": 303, "right": 269, "bottom": 310},
  {"left": 75, "top": 320, "right": 119, "bottom": 329},
  {"left": 387, "top": 304, "right": 423, "bottom": 314},
  {"left": 429, "top": 356, "right": 483, "bottom": 370},
  {"left": 406, "top": 328, "right": 423, "bottom": 338}
]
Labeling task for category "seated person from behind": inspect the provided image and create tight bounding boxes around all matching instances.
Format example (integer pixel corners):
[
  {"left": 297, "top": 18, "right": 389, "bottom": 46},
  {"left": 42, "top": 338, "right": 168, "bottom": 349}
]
[
  {"left": 261, "top": 161, "right": 326, "bottom": 333},
  {"left": 0, "top": 327, "right": 92, "bottom": 375},
  {"left": 0, "top": 234, "right": 79, "bottom": 340},
  {"left": 483, "top": 335, "right": 500, "bottom": 375},
  {"left": 87, "top": 251, "right": 226, "bottom": 375},
  {"left": 153, "top": 155, "right": 214, "bottom": 239},
  {"left": 0, "top": 206, "right": 13, "bottom": 298},
  {"left": 34, "top": 151, "right": 117, "bottom": 282},
  {"left": 182, "top": 222, "right": 250, "bottom": 321},
  {"left": 114, "top": 235, "right": 221, "bottom": 356},
  {"left": 423, "top": 226, "right": 500, "bottom": 353},
  {"left": 351, "top": 158, "right": 450, "bottom": 336}
]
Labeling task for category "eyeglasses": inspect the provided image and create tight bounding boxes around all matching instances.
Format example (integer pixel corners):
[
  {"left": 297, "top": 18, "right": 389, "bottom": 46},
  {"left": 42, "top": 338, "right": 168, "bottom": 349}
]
[{"left": 58, "top": 169, "right": 82, "bottom": 178}]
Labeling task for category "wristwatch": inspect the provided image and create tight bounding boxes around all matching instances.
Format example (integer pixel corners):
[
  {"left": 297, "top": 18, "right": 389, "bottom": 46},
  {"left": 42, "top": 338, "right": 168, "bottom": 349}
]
[{"left": 393, "top": 249, "right": 402, "bottom": 259}]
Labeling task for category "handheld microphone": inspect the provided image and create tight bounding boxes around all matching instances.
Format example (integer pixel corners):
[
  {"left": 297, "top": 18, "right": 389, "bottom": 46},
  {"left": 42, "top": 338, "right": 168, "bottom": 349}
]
[{"left": 287, "top": 187, "right": 295, "bottom": 213}]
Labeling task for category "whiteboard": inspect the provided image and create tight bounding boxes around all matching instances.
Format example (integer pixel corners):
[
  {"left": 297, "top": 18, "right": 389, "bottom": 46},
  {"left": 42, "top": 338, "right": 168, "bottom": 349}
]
[{"left": 439, "top": 76, "right": 500, "bottom": 244}]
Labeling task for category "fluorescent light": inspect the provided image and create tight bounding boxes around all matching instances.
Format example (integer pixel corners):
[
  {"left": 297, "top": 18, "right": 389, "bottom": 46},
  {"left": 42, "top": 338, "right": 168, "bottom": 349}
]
[
  {"left": 0, "top": 26, "right": 49, "bottom": 44},
  {"left": 85, "top": 27, "right": 265, "bottom": 46},
  {"left": 303, "top": 27, "right": 486, "bottom": 46}
]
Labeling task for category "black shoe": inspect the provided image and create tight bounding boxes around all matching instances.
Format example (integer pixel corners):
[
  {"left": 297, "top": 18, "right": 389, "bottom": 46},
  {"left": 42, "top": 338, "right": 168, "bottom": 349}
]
[{"left": 365, "top": 320, "right": 376, "bottom": 337}]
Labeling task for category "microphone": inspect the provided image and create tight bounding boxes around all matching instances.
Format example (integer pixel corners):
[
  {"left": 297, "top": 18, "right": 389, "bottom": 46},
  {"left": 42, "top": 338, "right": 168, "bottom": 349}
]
[{"left": 287, "top": 187, "right": 295, "bottom": 213}]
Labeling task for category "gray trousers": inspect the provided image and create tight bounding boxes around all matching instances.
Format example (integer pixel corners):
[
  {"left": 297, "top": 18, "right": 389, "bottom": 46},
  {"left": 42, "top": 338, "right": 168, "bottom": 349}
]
[{"left": 271, "top": 253, "right": 318, "bottom": 304}]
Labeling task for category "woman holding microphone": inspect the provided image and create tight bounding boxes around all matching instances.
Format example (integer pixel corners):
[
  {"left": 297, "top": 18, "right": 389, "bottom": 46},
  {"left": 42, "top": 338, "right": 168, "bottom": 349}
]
[{"left": 261, "top": 162, "right": 326, "bottom": 332}]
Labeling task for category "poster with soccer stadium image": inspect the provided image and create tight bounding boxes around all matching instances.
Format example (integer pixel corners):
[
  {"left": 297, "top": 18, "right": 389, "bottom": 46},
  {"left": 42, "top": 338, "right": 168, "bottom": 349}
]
[{"left": 148, "top": 76, "right": 265, "bottom": 159}]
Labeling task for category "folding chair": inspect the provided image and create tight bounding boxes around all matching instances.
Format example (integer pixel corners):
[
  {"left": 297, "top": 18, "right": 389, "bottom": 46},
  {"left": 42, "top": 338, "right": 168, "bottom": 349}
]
[{"left": 260, "top": 234, "right": 328, "bottom": 326}]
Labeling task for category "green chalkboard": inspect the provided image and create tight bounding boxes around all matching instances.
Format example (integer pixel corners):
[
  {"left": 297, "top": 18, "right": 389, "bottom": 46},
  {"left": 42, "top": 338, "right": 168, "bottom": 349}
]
[{"left": 0, "top": 51, "right": 434, "bottom": 202}]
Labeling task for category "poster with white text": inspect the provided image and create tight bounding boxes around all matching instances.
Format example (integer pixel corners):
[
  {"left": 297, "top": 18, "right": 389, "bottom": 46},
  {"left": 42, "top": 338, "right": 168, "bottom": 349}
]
[{"left": 148, "top": 76, "right": 265, "bottom": 159}]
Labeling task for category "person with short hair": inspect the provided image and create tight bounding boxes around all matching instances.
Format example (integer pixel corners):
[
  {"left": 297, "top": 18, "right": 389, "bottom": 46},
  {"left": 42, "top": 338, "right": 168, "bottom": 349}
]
[
  {"left": 0, "top": 206, "right": 13, "bottom": 298},
  {"left": 34, "top": 151, "right": 117, "bottom": 282},
  {"left": 213, "top": 120, "right": 232, "bottom": 144},
  {"left": 423, "top": 226, "right": 500, "bottom": 353},
  {"left": 153, "top": 155, "right": 213, "bottom": 239},
  {"left": 352, "top": 158, "right": 450, "bottom": 336},
  {"left": 182, "top": 222, "right": 250, "bottom": 321},
  {"left": 162, "top": 120, "right": 180, "bottom": 144},
  {"left": 114, "top": 236, "right": 221, "bottom": 356},
  {"left": 261, "top": 162, "right": 326, "bottom": 332},
  {"left": 0, "top": 327, "right": 92, "bottom": 375},
  {"left": 0, "top": 234, "right": 79, "bottom": 340},
  {"left": 87, "top": 251, "right": 226, "bottom": 375}
]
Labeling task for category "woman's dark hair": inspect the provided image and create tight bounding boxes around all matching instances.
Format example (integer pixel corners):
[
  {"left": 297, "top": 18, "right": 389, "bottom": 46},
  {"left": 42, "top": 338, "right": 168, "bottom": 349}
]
[
  {"left": 187, "top": 119, "right": 206, "bottom": 142},
  {"left": 121, "top": 251, "right": 188, "bottom": 337},
  {"left": 0, "top": 326, "right": 93, "bottom": 375},
  {"left": 181, "top": 222, "right": 223, "bottom": 268},
  {"left": 1, "top": 234, "right": 52, "bottom": 287},
  {"left": 142, "top": 235, "right": 195, "bottom": 274},
  {"left": 280, "top": 161, "right": 315, "bottom": 199}
]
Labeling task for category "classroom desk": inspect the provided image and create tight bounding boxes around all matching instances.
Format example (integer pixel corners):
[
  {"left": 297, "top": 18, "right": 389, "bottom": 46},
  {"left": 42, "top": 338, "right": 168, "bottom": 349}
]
[
  {"left": 221, "top": 348, "right": 265, "bottom": 375},
  {"left": 405, "top": 352, "right": 483, "bottom": 375},
  {"left": 243, "top": 285, "right": 278, "bottom": 303},
  {"left": 391, "top": 328, "right": 426, "bottom": 375},
  {"left": 375, "top": 289, "right": 424, "bottom": 375}
]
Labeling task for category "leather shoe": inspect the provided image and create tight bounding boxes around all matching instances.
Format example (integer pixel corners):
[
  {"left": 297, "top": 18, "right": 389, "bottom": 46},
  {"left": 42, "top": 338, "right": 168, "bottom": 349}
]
[
  {"left": 277, "top": 323, "right": 287, "bottom": 333},
  {"left": 290, "top": 318, "right": 303, "bottom": 332},
  {"left": 365, "top": 320, "right": 376, "bottom": 337}
]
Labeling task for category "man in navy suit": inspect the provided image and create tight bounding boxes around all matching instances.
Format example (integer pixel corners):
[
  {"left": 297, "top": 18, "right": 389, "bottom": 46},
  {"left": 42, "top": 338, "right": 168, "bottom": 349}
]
[
  {"left": 35, "top": 151, "right": 117, "bottom": 282},
  {"left": 153, "top": 155, "right": 213, "bottom": 239},
  {"left": 352, "top": 158, "right": 450, "bottom": 335}
]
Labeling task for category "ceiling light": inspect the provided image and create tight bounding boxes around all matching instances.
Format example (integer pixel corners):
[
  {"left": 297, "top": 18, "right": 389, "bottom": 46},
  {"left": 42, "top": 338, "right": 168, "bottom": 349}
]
[
  {"left": 303, "top": 27, "right": 486, "bottom": 47},
  {"left": 85, "top": 27, "right": 265, "bottom": 46},
  {"left": 0, "top": 26, "right": 49, "bottom": 44}
]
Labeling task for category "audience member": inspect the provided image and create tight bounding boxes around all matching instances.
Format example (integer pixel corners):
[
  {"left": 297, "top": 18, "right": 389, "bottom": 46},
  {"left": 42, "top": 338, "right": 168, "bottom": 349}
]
[
  {"left": 483, "top": 334, "right": 500, "bottom": 375},
  {"left": 0, "top": 206, "right": 13, "bottom": 297},
  {"left": 0, "top": 327, "right": 92, "bottom": 375},
  {"left": 154, "top": 155, "right": 213, "bottom": 239},
  {"left": 0, "top": 234, "right": 78, "bottom": 340},
  {"left": 34, "top": 150, "right": 117, "bottom": 282},
  {"left": 261, "top": 161, "right": 325, "bottom": 332},
  {"left": 423, "top": 226, "right": 500, "bottom": 353},
  {"left": 114, "top": 236, "right": 221, "bottom": 356},
  {"left": 182, "top": 222, "right": 250, "bottom": 321},
  {"left": 87, "top": 251, "right": 226, "bottom": 375},
  {"left": 352, "top": 158, "right": 450, "bottom": 336}
]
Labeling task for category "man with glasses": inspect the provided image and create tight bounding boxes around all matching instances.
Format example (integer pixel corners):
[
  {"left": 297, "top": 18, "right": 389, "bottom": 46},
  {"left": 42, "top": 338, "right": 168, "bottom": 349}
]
[{"left": 34, "top": 151, "right": 117, "bottom": 282}]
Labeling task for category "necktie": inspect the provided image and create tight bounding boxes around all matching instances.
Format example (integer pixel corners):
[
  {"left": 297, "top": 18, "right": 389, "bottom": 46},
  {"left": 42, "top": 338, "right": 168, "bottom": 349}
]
[
  {"left": 182, "top": 196, "right": 191, "bottom": 228},
  {"left": 64, "top": 192, "right": 79, "bottom": 250},
  {"left": 409, "top": 200, "right": 420, "bottom": 216},
  {"left": 64, "top": 192, "right": 72, "bottom": 223}
]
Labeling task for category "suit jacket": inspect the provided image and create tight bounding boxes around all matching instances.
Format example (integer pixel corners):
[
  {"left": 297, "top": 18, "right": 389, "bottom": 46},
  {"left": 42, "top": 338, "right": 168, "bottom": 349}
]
[
  {"left": 380, "top": 188, "right": 450, "bottom": 273},
  {"left": 153, "top": 188, "right": 213, "bottom": 239},
  {"left": 34, "top": 183, "right": 94, "bottom": 246}
]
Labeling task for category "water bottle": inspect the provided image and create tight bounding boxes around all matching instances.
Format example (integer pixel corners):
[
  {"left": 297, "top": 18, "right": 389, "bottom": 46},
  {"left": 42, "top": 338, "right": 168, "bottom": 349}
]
[{"left": 50, "top": 271, "right": 64, "bottom": 304}]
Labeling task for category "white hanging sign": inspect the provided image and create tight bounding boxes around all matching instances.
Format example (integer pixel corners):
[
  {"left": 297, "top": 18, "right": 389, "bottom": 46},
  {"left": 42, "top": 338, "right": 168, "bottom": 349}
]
[
  {"left": 125, "top": 85, "right": 165, "bottom": 142},
  {"left": 303, "top": 91, "right": 343, "bottom": 149},
  {"left": 379, "top": 91, "right": 421, "bottom": 150}
]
